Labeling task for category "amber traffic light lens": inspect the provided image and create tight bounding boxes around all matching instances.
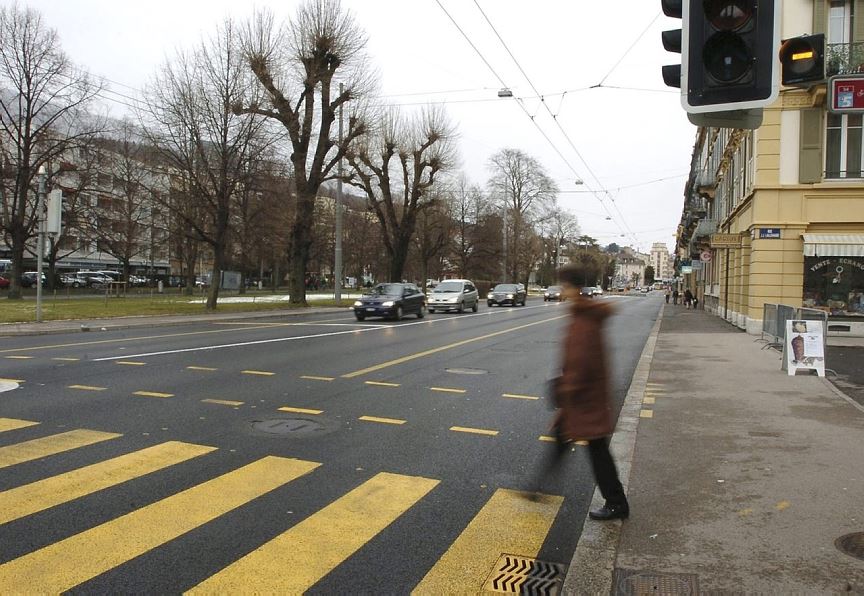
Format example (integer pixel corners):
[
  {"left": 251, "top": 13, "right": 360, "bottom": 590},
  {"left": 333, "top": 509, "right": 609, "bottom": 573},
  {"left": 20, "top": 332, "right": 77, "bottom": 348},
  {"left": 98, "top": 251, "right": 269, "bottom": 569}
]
[{"left": 703, "top": 0, "right": 754, "bottom": 30}]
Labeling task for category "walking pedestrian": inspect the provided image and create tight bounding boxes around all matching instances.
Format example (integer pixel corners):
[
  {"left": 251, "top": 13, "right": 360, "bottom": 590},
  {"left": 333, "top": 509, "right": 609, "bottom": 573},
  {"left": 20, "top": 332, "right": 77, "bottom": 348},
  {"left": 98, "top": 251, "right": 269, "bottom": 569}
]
[
  {"left": 672, "top": 288, "right": 679, "bottom": 305},
  {"left": 548, "top": 263, "right": 629, "bottom": 521},
  {"left": 665, "top": 287, "right": 671, "bottom": 304},
  {"left": 684, "top": 289, "right": 693, "bottom": 310},
  {"left": 692, "top": 294, "right": 699, "bottom": 310}
]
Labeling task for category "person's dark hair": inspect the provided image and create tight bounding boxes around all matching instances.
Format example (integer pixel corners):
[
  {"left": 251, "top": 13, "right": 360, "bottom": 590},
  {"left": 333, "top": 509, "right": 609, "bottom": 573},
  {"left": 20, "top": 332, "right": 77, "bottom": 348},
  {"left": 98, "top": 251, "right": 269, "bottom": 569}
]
[{"left": 557, "top": 263, "right": 587, "bottom": 288}]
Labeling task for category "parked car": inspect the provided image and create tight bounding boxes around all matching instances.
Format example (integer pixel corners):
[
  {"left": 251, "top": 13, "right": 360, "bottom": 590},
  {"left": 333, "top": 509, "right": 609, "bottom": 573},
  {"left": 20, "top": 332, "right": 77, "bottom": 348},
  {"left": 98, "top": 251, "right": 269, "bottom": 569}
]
[
  {"left": 79, "top": 271, "right": 113, "bottom": 288},
  {"left": 544, "top": 285, "right": 564, "bottom": 301},
  {"left": 60, "top": 273, "right": 88, "bottom": 288},
  {"left": 20, "top": 271, "right": 45, "bottom": 288},
  {"left": 353, "top": 282, "right": 426, "bottom": 321},
  {"left": 427, "top": 279, "right": 479, "bottom": 313},
  {"left": 592, "top": 286, "right": 604, "bottom": 296},
  {"left": 0, "top": 275, "right": 9, "bottom": 289},
  {"left": 487, "top": 283, "right": 527, "bottom": 307}
]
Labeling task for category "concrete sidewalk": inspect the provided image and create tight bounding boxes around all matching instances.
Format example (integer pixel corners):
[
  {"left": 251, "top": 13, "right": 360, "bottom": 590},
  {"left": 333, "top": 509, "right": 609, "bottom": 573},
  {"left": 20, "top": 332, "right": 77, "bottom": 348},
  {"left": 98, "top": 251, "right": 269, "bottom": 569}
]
[{"left": 565, "top": 304, "right": 864, "bottom": 595}]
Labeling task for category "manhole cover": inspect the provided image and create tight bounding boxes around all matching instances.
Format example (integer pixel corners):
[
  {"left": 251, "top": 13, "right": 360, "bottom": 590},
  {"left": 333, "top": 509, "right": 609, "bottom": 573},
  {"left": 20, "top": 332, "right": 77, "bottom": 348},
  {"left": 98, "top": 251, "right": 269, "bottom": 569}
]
[
  {"left": 836, "top": 532, "right": 864, "bottom": 560},
  {"left": 445, "top": 368, "right": 489, "bottom": 375},
  {"left": 251, "top": 417, "right": 328, "bottom": 437},
  {"left": 482, "top": 554, "right": 564, "bottom": 595},
  {"left": 613, "top": 568, "right": 699, "bottom": 596}
]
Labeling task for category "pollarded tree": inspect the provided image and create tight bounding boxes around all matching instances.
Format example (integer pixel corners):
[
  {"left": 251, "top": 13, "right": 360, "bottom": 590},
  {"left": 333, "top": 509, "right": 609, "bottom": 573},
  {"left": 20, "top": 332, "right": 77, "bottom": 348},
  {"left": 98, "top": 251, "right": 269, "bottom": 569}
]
[
  {"left": 344, "top": 106, "right": 457, "bottom": 282},
  {"left": 236, "top": 1, "right": 373, "bottom": 305},
  {"left": 0, "top": 3, "right": 104, "bottom": 299}
]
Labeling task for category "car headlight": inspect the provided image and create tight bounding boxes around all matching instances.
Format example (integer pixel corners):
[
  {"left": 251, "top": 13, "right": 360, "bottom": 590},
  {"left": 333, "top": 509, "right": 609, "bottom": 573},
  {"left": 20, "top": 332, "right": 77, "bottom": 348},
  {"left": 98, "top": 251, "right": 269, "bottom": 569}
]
[
  {"left": 382, "top": 300, "right": 394, "bottom": 307},
  {"left": 506, "top": 294, "right": 514, "bottom": 299},
  {"left": 487, "top": 293, "right": 493, "bottom": 299},
  {"left": 353, "top": 301, "right": 363, "bottom": 307}
]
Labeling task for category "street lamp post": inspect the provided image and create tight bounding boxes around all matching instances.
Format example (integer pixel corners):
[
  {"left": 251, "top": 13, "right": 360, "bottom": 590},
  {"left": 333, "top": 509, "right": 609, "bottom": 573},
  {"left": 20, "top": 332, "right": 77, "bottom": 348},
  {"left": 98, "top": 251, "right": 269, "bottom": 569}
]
[
  {"left": 36, "top": 166, "right": 47, "bottom": 323},
  {"left": 334, "top": 82, "right": 344, "bottom": 303}
]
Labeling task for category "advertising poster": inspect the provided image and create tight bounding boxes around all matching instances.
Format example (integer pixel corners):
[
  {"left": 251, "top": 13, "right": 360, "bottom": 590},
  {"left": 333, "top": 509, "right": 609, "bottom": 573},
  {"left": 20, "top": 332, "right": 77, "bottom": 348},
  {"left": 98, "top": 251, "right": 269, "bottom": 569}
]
[{"left": 785, "top": 320, "right": 826, "bottom": 377}]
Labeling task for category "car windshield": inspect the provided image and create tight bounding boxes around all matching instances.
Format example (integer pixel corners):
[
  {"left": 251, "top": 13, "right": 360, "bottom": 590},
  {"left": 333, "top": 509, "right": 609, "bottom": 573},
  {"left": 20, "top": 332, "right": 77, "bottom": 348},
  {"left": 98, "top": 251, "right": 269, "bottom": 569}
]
[
  {"left": 493, "top": 284, "right": 518, "bottom": 292},
  {"left": 434, "top": 281, "right": 463, "bottom": 293},
  {"left": 547, "top": 286, "right": 561, "bottom": 292},
  {"left": 370, "top": 284, "right": 403, "bottom": 296}
]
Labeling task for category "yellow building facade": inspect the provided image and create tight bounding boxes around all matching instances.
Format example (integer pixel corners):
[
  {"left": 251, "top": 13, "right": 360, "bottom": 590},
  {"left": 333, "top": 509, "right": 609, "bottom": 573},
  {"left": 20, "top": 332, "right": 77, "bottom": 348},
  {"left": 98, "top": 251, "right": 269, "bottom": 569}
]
[{"left": 677, "top": 0, "right": 864, "bottom": 337}]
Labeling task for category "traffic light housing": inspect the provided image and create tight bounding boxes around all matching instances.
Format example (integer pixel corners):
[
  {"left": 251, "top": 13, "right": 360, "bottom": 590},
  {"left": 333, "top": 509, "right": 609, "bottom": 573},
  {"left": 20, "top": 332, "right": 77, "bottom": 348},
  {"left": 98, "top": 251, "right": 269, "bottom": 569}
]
[
  {"left": 683, "top": 0, "right": 780, "bottom": 113},
  {"left": 661, "top": 0, "right": 684, "bottom": 89},
  {"left": 779, "top": 34, "right": 825, "bottom": 87}
]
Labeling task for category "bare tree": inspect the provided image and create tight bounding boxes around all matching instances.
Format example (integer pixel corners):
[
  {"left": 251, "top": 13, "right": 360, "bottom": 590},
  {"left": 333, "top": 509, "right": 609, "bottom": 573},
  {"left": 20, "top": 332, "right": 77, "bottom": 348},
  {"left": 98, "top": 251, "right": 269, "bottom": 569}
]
[
  {"left": 0, "top": 3, "right": 104, "bottom": 298},
  {"left": 236, "top": 1, "right": 372, "bottom": 305},
  {"left": 487, "top": 148, "right": 558, "bottom": 284},
  {"left": 413, "top": 192, "right": 452, "bottom": 290},
  {"left": 536, "top": 202, "right": 580, "bottom": 285},
  {"left": 450, "top": 175, "right": 488, "bottom": 279},
  {"left": 345, "top": 106, "right": 456, "bottom": 282},
  {"left": 141, "top": 19, "right": 272, "bottom": 309}
]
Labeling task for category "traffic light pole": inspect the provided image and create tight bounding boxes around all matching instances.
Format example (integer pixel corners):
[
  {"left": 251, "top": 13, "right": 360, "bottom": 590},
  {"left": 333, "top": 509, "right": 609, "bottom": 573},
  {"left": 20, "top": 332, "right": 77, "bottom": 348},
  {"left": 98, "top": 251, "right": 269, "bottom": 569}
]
[{"left": 334, "top": 83, "right": 344, "bottom": 303}]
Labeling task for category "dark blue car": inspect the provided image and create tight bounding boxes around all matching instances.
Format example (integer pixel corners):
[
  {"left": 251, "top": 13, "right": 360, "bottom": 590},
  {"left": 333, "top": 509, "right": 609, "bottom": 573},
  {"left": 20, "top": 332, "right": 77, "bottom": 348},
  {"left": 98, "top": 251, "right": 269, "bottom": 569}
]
[{"left": 353, "top": 283, "right": 426, "bottom": 321}]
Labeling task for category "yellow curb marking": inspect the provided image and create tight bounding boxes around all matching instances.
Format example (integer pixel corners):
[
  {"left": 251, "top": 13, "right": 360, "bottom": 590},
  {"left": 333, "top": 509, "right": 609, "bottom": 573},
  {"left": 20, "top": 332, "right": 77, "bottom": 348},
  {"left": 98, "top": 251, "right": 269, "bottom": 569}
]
[
  {"left": 643, "top": 397, "right": 656, "bottom": 405},
  {"left": 450, "top": 426, "right": 498, "bottom": 437},
  {"left": 187, "top": 366, "right": 218, "bottom": 372},
  {"left": 300, "top": 375, "right": 334, "bottom": 382},
  {"left": 639, "top": 409, "right": 654, "bottom": 418},
  {"left": 133, "top": 391, "right": 174, "bottom": 399},
  {"left": 0, "top": 418, "right": 39, "bottom": 432},
  {"left": 202, "top": 399, "right": 245, "bottom": 407},
  {"left": 364, "top": 381, "right": 400, "bottom": 388},
  {"left": 538, "top": 436, "right": 587, "bottom": 446},
  {"left": 775, "top": 500, "right": 791, "bottom": 511},
  {"left": 738, "top": 508, "right": 754, "bottom": 517},
  {"left": 278, "top": 406, "right": 323, "bottom": 415},
  {"left": 68, "top": 385, "right": 107, "bottom": 392},
  {"left": 5, "top": 356, "right": 33, "bottom": 360},
  {"left": 359, "top": 416, "right": 406, "bottom": 425},
  {"left": 0, "top": 378, "right": 25, "bottom": 384},
  {"left": 502, "top": 393, "right": 541, "bottom": 401},
  {"left": 241, "top": 370, "right": 275, "bottom": 376},
  {"left": 116, "top": 361, "right": 146, "bottom": 366},
  {"left": 52, "top": 358, "right": 80, "bottom": 362},
  {"left": 430, "top": 387, "right": 466, "bottom": 394}
]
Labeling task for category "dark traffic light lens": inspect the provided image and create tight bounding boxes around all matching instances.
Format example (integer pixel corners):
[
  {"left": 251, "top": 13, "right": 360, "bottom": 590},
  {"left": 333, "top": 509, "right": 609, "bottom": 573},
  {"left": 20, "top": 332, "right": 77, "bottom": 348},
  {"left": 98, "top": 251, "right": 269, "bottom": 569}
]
[
  {"left": 704, "top": 31, "right": 751, "bottom": 82},
  {"left": 704, "top": 0, "right": 754, "bottom": 30}
]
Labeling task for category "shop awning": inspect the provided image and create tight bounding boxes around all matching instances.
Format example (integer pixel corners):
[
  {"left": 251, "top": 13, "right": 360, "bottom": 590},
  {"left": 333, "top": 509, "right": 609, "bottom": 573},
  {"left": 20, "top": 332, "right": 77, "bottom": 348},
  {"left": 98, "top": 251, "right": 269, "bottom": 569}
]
[{"left": 802, "top": 234, "right": 864, "bottom": 257}]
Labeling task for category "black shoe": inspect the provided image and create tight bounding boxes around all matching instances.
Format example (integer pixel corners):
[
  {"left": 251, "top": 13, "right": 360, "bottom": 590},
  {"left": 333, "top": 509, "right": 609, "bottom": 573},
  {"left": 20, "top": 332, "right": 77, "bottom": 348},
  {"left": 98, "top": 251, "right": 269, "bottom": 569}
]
[{"left": 588, "top": 503, "right": 629, "bottom": 521}]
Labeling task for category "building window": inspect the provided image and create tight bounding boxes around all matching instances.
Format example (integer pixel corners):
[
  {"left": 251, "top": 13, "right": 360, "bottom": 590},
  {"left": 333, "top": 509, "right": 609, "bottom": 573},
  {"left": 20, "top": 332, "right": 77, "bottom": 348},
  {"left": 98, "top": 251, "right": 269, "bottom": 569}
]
[
  {"left": 829, "top": 0, "right": 853, "bottom": 45},
  {"left": 803, "top": 257, "right": 864, "bottom": 317},
  {"left": 826, "top": 113, "right": 864, "bottom": 178}
]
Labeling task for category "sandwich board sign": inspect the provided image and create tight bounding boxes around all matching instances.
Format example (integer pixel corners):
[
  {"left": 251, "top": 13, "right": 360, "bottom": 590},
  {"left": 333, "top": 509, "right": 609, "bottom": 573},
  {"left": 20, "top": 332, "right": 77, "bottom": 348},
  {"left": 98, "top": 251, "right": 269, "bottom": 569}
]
[{"left": 784, "top": 320, "right": 825, "bottom": 377}]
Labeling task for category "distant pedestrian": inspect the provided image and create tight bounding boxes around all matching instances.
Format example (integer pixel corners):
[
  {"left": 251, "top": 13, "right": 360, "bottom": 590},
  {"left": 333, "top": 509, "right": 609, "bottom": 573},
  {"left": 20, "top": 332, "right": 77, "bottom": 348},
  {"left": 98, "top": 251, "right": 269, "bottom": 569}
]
[
  {"left": 543, "top": 263, "right": 629, "bottom": 521},
  {"left": 672, "top": 289, "right": 679, "bottom": 305},
  {"left": 665, "top": 288, "right": 671, "bottom": 304},
  {"left": 692, "top": 294, "right": 699, "bottom": 310},
  {"left": 684, "top": 289, "right": 693, "bottom": 309}
]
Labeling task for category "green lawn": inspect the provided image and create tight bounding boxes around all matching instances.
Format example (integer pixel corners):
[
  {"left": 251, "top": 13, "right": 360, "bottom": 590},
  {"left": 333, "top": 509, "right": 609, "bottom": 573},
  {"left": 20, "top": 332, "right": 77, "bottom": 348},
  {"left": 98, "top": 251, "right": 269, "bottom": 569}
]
[{"left": 0, "top": 289, "right": 350, "bottom": 324}]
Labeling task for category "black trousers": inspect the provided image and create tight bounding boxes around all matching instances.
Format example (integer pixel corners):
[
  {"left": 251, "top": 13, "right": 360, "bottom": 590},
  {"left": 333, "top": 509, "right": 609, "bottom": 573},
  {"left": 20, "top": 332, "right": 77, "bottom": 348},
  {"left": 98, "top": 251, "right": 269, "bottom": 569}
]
[{"left": 587, "top": 437, "right": 627, "bottom": 508}]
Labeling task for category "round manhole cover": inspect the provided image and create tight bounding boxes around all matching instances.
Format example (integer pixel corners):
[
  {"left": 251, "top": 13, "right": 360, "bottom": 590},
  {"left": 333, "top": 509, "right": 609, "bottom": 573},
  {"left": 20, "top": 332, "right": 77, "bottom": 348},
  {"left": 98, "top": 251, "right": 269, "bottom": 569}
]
[
  {"left": 836, "top": 532, "right": 864, "bottom": 560},
  {"left": 251, "top": 417, "right": 328, "bottom": 437},
  {"left": 445, "top": 368, "right": 489, "bottom": 375}
]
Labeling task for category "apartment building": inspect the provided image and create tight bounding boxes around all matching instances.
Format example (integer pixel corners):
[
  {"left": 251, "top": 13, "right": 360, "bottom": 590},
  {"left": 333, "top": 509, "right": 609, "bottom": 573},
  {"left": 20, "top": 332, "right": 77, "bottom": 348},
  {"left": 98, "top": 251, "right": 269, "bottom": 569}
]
[{"left": 676, "top": 0, "right": 864, "bottom": 336}]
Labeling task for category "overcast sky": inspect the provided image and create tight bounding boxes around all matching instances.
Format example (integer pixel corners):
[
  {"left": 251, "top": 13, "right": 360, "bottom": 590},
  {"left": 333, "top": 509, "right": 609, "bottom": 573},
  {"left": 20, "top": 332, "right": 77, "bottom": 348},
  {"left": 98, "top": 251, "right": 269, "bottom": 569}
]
[{"left": 22, "top": 0, "right": 695, "bottom": 254}]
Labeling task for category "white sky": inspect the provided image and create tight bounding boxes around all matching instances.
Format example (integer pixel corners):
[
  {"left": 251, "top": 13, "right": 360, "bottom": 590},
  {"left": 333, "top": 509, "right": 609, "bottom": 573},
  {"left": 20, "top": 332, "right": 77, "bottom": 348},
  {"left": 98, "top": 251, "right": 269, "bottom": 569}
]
[{"left": 23, "top": 0, "right": 695, "bottom": 254}]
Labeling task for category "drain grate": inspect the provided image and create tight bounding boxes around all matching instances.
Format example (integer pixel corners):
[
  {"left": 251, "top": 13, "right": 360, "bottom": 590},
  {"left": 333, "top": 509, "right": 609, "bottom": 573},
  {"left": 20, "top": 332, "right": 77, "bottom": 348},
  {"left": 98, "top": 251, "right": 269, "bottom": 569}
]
[
  {"left": 836, "top": 532, "right": 864, "bottom": 560},
  {"left": 483, "top": 554, "right": 564, "bottom": 595},
  {"left": 613, "top": 568, "right": 699, "bottom": 596},
  {"left": 251, "top": 417, "right": 327, "bottom": 436}
]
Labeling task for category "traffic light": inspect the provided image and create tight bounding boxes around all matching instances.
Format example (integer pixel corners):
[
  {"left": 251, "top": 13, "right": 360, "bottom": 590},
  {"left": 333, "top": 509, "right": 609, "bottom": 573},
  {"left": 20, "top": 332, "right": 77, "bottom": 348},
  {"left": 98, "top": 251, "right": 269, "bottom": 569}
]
[
  {"left": 661, "top": 0, "right": 684, "bottom": 89},
  {"left": 779, "top": 34, "right": 825, "bottom": 87},
  {"left": 683, "top": 0, "right": 780, "bottom": 113}
]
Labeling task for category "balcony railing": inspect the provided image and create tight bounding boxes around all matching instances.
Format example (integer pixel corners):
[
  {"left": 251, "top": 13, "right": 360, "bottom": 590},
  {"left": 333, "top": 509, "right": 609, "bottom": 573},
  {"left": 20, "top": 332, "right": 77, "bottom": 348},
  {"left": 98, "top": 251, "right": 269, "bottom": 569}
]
[{"left": 826, "top": 41, "right": 864, "bottom": 76}]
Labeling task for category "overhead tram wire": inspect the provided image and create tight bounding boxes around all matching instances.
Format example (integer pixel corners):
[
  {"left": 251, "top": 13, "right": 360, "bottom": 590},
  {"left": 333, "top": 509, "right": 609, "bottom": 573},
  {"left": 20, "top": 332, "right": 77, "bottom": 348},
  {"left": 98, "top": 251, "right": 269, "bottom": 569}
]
[{"left": 471, "top": 0, "right": 638, "bottom": 246}]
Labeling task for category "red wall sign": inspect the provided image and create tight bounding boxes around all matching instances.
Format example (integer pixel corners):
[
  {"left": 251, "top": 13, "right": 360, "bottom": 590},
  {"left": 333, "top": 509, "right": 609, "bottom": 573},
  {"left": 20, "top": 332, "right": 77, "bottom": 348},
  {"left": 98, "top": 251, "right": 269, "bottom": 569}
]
[{"left": 829, "top": 75, "right": 864, "bottom": 113}]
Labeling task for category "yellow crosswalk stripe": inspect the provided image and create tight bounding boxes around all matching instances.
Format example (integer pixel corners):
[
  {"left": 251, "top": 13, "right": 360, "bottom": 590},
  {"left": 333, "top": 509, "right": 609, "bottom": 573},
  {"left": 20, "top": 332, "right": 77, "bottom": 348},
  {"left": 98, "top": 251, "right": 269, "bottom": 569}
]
[
  {"left": 0, "top": 430, "right": 121, "bottom": 470},
  {"left": 202, "top": 399, "right": 244, "bottom": 407},
  {"left": 68, "top": 385, "right": 107, "bottom": 392},
  {"left": 413, "top": 489, "right": 563, "bottom": 594},
  {"left": 0, "top": 456, "right": 320, "bottom": 593},
  {"left": 0, "top": 441, "right": 216, "bottom": 525},
  {"left": 190, "top": 471, "right": 438, "bottom": 594},
  {"left": 0, "top": 418, "right": 39, "bottom": 433},
  {"left": 278, "top": 406, "right": 323, "bottom": 415},
  {"left": 133, "top": 391, "right": 174, "bottom": 399},
  {"left": 241, "top": 370, "right": 275, "bottom": 376}
]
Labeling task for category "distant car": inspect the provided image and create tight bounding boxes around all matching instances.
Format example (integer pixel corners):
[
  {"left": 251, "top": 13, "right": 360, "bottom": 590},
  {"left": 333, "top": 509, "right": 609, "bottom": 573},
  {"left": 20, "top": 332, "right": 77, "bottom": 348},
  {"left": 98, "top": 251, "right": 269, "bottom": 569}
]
[
  {"left": 0, "top": 275, "right": 9, "bottom": 289},
  {"left": 60, "top": 273, "right": 87, "bottom": 288},
  {"left": 580, "top": 286, "right": 596, "bottom": 298},
  {"left": 353, "top": 282, "right": 426, "bottom": 321},
  {"left": 79, "top": 272, "right": 113, "bottom": 288},
  {"left": 427, "top": 279, "right": 480, "bottom": 313},
  {"left": 20, "top": 271, "right": 45, "bottom": 288},
  {"left": 544, "top": 285, "right": 564, "bottom": 301},
  {"left": 592, "top": 287, "right": 604, "bottom": 296},
  {"left": 487, "top": 283, "right": 527, "bottom": 307}
]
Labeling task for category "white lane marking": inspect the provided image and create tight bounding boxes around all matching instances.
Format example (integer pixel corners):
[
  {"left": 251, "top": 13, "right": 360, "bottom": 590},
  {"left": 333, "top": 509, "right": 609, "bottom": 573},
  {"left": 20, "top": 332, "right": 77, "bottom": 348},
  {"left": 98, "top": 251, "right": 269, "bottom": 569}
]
[
  {"left": 0, "top": 381, "right": 19, "bottom": 393},
  {"left": 92, "top": 302, "right": 558, "bottom": 362}
]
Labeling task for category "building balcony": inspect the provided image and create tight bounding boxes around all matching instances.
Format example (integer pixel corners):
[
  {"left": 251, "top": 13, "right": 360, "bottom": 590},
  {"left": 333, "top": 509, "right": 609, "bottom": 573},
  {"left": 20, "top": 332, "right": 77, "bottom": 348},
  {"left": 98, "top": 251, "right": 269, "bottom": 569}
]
[{"left": 827, "top": 41, "right": 864, "bottom": 76}]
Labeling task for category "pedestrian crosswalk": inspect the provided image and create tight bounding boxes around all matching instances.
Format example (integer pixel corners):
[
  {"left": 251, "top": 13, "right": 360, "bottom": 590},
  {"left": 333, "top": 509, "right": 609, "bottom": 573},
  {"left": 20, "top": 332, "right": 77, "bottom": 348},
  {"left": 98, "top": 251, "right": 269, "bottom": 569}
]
[{"left": 0, "top": 418, "right": 569, "bottom": 592}]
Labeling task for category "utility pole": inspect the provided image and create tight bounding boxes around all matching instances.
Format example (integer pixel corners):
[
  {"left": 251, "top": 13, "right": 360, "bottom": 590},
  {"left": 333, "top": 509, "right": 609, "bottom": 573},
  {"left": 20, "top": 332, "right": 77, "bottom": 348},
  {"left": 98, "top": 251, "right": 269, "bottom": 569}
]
[
  {"left": 36, "top": 166, "right": 47, "bottom": 323},
  {"left": 334, "top": 82, "right": 344, "bottom": 303},
  {"left": 501, "top": 200, "right": 507, "bottom": 282}
]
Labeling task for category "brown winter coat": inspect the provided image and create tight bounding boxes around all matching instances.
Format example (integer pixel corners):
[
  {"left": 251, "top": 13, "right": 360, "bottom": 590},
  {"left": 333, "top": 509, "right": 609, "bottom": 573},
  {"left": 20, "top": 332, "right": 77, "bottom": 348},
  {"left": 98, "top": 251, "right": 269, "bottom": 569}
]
[{"left": 553, "top": 296, "right": 614, "bottom": 441}]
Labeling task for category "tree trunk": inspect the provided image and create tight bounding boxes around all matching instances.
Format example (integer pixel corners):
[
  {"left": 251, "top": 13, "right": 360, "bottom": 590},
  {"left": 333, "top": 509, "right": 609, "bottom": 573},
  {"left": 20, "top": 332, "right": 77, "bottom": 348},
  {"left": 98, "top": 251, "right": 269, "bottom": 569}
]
[
  {"left": 388, "top": 232, "right": 413, "bottom": 283},
  {"left": 7, "top": 229, "right": 26, "bottom": 299},
  {"left": 288, "top": 191, "right": 316, "bottom": 306},
  {"left": 206, "top": 246, "right": 223, "bottom": 310}
]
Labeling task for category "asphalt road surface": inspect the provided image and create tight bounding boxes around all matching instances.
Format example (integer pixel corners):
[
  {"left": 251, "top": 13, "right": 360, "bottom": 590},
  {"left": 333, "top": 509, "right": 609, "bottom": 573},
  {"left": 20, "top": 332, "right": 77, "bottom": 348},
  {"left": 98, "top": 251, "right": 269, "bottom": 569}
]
[{"left": 0, "top": 294, "right": 661, "bottom": 593}]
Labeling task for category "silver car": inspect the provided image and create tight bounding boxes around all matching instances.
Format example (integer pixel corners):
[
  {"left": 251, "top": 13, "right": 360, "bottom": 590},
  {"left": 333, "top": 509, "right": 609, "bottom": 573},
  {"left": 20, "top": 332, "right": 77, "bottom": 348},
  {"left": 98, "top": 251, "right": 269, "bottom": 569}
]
[{"left": 427, "top": 279, "right": 480, "bottom": 313}]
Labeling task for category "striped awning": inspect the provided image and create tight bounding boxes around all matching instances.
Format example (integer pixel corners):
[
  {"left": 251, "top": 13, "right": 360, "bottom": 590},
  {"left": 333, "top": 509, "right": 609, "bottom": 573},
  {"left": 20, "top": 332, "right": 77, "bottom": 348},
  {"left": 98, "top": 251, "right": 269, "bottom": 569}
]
[{"left": 802, "top": 234, "right": 864, "bottom": 257}]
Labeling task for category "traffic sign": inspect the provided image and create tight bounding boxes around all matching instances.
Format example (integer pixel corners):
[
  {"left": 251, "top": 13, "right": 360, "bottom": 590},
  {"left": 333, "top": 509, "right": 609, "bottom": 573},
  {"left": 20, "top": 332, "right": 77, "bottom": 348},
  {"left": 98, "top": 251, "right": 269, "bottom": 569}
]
[{"left": 700, "top": 250, "right": 712, "bottom": 262}]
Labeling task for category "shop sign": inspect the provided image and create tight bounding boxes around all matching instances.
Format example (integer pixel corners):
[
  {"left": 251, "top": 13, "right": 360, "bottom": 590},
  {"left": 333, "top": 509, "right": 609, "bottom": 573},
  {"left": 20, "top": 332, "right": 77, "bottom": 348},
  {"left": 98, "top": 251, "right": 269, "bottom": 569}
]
[
  {"left": 709, "top": 233, "right": 741, "bottom": 248},
  {"left": 785, "top": 320, "right": 825, "bottom": 377},
  {"left": 681, "top": 266, "right": 693, "bottom": 274},
  {"left": 829, "top": 75, "right": 864, "bottom": 113},
  {"left": 758, "top": 228, "right": 781, "bottom": 239}
]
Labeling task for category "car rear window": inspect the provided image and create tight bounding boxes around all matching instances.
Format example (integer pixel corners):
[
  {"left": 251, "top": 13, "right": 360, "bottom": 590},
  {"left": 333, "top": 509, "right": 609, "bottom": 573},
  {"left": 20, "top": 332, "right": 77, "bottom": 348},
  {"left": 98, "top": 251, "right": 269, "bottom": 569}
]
[{"left": 435, "top": 281, "right": 463, "bottom": 292}]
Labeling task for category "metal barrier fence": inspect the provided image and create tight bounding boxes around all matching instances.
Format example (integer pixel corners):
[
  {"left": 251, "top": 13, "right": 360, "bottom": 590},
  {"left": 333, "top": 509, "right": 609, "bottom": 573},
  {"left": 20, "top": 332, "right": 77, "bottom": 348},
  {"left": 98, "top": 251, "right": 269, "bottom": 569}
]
[
  {"left": 761, "top": 303, "right": 778, "bottom": 344},
  {"left": 760, "top": 303, "right": 830, "bottom": 352}
]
